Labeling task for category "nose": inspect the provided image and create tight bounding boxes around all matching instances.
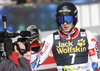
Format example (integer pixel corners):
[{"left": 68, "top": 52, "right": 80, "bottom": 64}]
[{"left": 63, "top": 22, "right": 68, "bottom": 25}]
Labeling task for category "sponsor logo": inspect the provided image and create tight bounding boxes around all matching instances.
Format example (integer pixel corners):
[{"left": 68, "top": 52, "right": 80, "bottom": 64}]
[
  {"left": 55, "top": 35, "right": 60, "bottom": 40},
  {"left": 77, "top": 66, "right": 82, "bottom": 70},
  {"left": 63, "top": 65, "right": 74, "bottom": 71},
  {"left": 80, "top": 32, "right": 86, "bottom": 37},
  {"left": 59, "top": 6, "right": 71, "bottom": 13},
  {"left": 74, "top": 66, "right": 87, "bottom": 70},
  {"left": 40, "top": 43, "right": 49, "bottom": 56},
  {"left": 63, "top": 65, "right": 87, "bottom": 71},
  {"left": 77, "top": 38, "right": 85, "bottom": 47},
  {"left": 96, "top": 41, "right": 99, "bottom": 49},
  {"left": 56, "top": 38, "right": 87, "bottom": 54},
  {"left": 88, "top": 48, "right": 96, "bottom": 56},
  {"left": 95, "top": 42, "right": 100, "bottom": 58},
  {"left": 91, "top": 38, "right": 100, "bottom": 58}
]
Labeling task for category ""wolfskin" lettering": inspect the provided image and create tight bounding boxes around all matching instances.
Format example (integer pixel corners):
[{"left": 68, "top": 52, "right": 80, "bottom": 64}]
[
  {"left": 56, "top": 41, "right": 86, "bottom": 54},
  {"left": 56, "top": 46, "right": 86, "bottom": 54}
]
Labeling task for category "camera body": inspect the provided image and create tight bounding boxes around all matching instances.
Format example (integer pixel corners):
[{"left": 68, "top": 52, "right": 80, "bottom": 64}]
[
  {"left": 0, "top": 38, "right": 13, "bottom": 58},
  {"left": 0, "top": 30, "right": 31, "bottom": 58},
  {"left": 0, "top": 15, "right": 31, "bottom": 58}
]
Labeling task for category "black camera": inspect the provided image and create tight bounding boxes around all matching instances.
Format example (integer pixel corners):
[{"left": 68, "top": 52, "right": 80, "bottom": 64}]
[{"left": 0, "top": 15, "right": 31, "bottom": 58}]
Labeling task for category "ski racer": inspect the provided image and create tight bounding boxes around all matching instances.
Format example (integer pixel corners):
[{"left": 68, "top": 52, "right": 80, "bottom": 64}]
[{"left": 31, "top": 2, "right": 100, "bottom": 71}]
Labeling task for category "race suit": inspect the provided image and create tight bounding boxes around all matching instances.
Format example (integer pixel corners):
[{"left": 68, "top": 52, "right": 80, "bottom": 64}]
[{"left": 31, "top": 28, "right": 99, "bottom": 71}]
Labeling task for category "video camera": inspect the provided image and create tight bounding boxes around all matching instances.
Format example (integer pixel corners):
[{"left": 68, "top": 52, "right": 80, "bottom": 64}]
[{"left": 0, "top": 15, "right": 31, "bottom": 58}]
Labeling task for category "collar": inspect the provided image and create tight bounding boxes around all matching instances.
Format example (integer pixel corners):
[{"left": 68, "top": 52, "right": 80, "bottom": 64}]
[
  {"left": 62, "top": 29, "right": 76, "bottom": 35},
  {"left": 60, "top": 28, "right": 79, "bottom": 39}
]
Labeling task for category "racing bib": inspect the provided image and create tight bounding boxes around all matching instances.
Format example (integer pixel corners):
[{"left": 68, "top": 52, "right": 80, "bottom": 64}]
[{"left": 53, "top": 29, "right": 88, "bottom": 66}]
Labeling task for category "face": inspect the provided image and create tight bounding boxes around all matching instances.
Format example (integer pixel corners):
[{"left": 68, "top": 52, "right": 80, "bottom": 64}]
[{"left": 61, "top": 22, "right": 74, "bottom": 33}]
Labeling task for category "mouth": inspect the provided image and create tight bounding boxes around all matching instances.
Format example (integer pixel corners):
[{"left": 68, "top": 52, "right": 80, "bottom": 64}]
[{"left": 64, "top": 26, "right": 68, "bottom": 30}]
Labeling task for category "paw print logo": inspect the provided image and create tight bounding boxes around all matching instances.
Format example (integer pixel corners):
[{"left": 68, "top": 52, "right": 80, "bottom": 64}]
[{"left": 77, "top": 38, "right": 85, "bottom": 47}]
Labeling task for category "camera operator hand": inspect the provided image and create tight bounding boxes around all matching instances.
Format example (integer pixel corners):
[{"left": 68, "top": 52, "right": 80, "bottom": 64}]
[{"left": 14, "top": 42, "right": 25, "bottom": 58}]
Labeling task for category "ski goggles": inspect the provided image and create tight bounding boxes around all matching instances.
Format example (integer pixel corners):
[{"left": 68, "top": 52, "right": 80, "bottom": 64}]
[{"left": 58, "top": 16, "right": 73, "bottom": 24}]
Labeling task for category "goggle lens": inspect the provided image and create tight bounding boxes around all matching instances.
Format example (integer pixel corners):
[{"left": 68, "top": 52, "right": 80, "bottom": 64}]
[{"left": 58, "top": 16, "right": 73, "bottom": 24}]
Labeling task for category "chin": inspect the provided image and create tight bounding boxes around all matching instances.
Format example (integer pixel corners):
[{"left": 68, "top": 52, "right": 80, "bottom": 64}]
[{"left": 64, "top": 30, "right": 70, "bottom": 33}]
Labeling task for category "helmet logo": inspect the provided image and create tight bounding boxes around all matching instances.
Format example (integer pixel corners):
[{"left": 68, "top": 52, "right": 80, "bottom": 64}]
[{"left": 59, "top": 6, "right": 71, "bottom": 13}]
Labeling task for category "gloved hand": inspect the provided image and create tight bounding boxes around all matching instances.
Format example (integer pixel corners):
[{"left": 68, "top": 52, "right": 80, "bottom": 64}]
[{"left": 92, "top": 62, "right": 98, "bottom": 71}]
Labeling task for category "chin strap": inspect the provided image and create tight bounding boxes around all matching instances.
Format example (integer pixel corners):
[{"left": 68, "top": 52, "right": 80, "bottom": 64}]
[{"left": 68, "top": 26, "right": 75, "bottom": 33}]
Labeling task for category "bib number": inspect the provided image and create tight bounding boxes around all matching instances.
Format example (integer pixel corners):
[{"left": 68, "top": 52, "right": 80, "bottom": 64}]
[{"left": 69, "top": 53, "right": 76, "bottom": 64}]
